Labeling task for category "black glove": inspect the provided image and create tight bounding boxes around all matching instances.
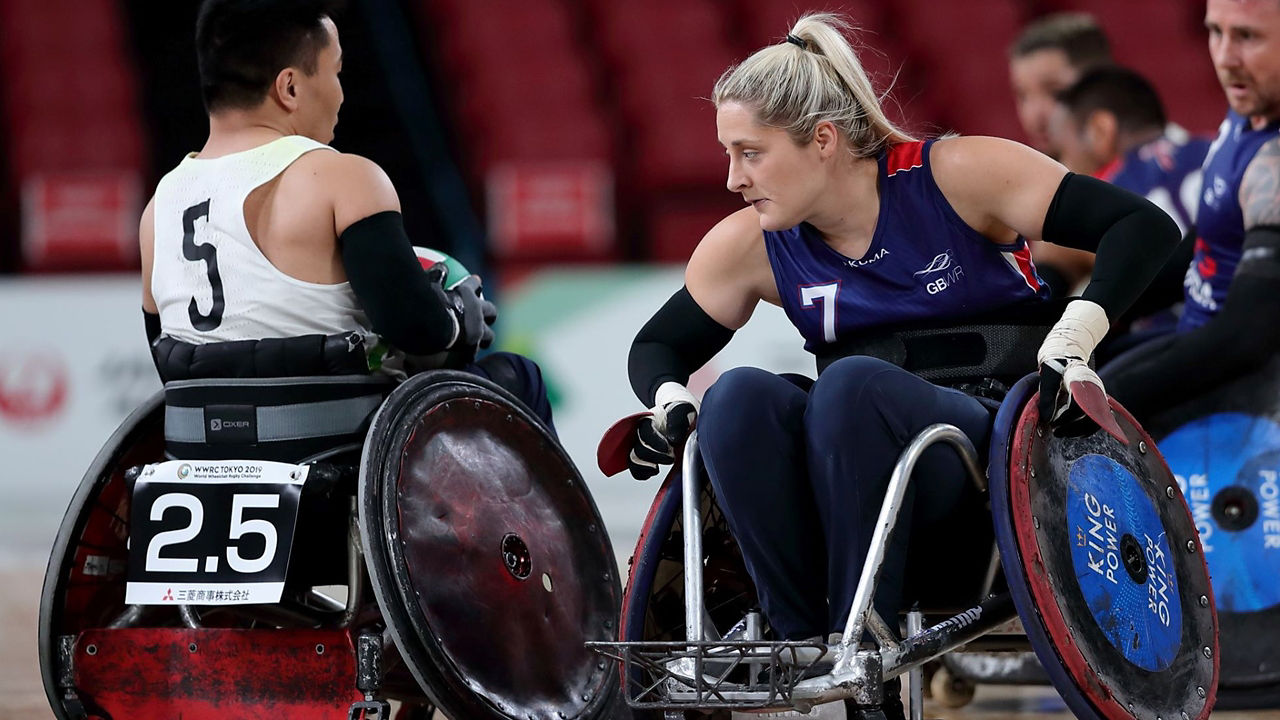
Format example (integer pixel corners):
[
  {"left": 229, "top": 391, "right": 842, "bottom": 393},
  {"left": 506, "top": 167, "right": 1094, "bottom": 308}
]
[
  {"left": 426, "top": 265, "right": 497, "bottom": 354},
  {"left": 627, "top": 382, "right": 698, "bottom": 480}
]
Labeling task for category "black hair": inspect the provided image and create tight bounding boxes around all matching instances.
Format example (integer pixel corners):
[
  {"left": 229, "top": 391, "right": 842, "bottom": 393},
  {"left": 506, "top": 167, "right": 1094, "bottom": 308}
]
[
  {"left": 1009, "top": 12, "right": 1112, "bottom": 70},
  {"left": 196, "top": 0, "right": 344, "bottom": 113},
  {"left": 1056, "top": 66, "right": 1167, "bottom": 134}
]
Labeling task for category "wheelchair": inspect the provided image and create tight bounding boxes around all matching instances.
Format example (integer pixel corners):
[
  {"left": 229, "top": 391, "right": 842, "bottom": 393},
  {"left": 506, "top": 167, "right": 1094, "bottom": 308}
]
[
  {"left": 38, "top": 370, "right": 623, "bottom": 720},
  {"left": 1100, "top": 345, "right": 1280, "bottom": 709},
  {"left": 589, "top": 372, "right": 1220, "bottom": 720}
]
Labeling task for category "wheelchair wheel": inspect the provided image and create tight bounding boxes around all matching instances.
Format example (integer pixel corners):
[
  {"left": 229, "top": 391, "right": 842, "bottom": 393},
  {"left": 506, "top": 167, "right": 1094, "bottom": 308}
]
[
  {"left": 359, "top": 370, "right": 621, "bottom": 720},
  {"left": 989, "top": 374, "right": 1219, "bottom": 720},
  {"left": 618, "top": 461, "right": 759, "bottom": 719},
  {"left": 38, "top": 392, "right": 165, "bottom": 720},
  {"left": 1108, "top": 348, "right": 1280, "bottom": 708}
]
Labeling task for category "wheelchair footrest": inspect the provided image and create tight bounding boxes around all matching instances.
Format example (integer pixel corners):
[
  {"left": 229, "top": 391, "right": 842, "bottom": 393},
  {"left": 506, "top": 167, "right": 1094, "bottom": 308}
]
[
  {"left": 347, "top": 699, "right": 392, "bottom": 719},
  {"left": 587, "top": 639, "right": 843, "bottom": 711},
  {"left": 71, "top": 628, "right": 361, "bottom": 720}
]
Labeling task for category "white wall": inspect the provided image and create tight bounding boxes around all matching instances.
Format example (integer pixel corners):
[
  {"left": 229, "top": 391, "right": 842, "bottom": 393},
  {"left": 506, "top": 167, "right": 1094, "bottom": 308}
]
[{"left": 0, "top": 276, "right": 160, "bottom": 566}]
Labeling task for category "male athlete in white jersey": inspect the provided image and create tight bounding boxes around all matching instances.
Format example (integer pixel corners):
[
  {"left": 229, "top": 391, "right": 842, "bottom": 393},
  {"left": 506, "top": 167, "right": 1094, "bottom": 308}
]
[{"left": 139, "top": 0, "right": 552, "bottom": 425}]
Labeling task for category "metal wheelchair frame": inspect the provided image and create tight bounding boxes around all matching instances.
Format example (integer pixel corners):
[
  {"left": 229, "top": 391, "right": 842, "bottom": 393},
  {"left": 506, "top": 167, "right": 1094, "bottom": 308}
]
[{"left": 589, "top": 423, "right": 1025, "bottom": 717}]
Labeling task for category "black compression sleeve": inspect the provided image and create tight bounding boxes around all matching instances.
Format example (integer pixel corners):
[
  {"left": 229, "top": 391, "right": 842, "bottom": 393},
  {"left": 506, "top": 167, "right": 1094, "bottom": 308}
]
[
  {"left": 1104, "top": 226, "right": 1280, "bottom": 419},
  {"left": 628, "top": 287, "right": 735, "bottom": 406},
  {"left": 143, "top": 309, "right": 160, "bottom": 344},
  {"left": 338, "top": 211, "right": 456, "bottom": 355},
  {"left": 1041, "top": 173, "right": 1180, "bottom": 321},
  {"left": 1117, "top": 226, "right": 1196, "bottom": 325}
]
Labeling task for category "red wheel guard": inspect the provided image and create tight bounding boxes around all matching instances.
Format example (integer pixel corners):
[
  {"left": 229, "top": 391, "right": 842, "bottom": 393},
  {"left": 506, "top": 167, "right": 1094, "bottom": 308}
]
[{"left": 72, "top": 628, "right": 360, "bottom": 719}]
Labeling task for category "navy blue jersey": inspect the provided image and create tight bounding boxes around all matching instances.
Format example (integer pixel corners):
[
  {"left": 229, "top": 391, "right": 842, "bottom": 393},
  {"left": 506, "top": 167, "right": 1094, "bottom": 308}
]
[
  {"left": 1182, "top": 111, "right": 1280, "bottom": 331},
  {"left": 764, "top": 140, "right": 1050, "bottom": 354},
  {"left": 1098, "top": 129, "right": 1210, "bottom": 238}
]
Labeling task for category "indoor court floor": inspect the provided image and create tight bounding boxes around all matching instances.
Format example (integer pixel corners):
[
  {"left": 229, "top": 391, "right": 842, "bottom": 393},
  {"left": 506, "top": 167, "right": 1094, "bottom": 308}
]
[{"left": 4, "top": 565, "right": 1277, "bottom": 719}]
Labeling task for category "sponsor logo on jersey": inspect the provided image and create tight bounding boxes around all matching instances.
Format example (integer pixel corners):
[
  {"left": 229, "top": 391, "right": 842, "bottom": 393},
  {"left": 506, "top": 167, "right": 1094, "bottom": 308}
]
[
  {"left": 914, "top": 250, "right": 966, "bottom": 295},
  {"left": 844, "top": 247, "right": 890, "bottom": 268},
  {"left": 914, "top": 251, "right": 953, "bottom": 276},
  {"left": 1183, "top": 264, "right": 1218, "bottom": 313},
  {"left": 1203, "top": 175, "right": 1228, "bottom": 211}
]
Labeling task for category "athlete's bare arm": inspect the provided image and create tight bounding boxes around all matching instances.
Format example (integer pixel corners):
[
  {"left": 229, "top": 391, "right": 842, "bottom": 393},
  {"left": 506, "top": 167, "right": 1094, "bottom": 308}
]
[
  {"left": 139, "top": 196, "right": 157, "bottom": 313},
  {"left": 930, "top": 135, "right": 1069, "bottom": 244},
  {"left": 685, "top": 207, "right": 779, "bottom": 330},
  {"left": 248, "top": 150, "right": 401, "bottom": 285},
  {"left": 1240, "top": 137, "right": 1280, "bottom": 229}
]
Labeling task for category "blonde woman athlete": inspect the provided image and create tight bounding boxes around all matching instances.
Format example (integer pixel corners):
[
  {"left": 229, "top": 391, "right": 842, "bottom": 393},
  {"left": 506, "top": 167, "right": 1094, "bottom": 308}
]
[{"left": 623, "top": 14, "right": 1179, "bottom": 718}]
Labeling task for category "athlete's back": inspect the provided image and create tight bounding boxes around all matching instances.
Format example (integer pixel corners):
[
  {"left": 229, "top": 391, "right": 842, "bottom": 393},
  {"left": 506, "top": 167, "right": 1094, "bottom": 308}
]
[
  {"left": 140, "top": 1, "right": 486, "bottom": 383},
  {"left": 150, "top": 135, "right": 371, "bottom": 344}
]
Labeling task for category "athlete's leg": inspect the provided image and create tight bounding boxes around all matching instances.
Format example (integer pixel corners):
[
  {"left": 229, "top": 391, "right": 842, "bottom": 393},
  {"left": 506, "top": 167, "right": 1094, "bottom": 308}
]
[
  {"left": 466, "top": 351, "right": 556, "bottom": 434},
  {"left": 699, "top": 367, "right": 827, "bottom": 640},
  {"left": 804, "top": 356, "right": 993, "bottom": 634}
]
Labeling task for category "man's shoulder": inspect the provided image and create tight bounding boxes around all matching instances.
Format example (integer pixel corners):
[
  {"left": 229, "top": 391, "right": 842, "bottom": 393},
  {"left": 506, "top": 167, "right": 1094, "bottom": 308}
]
[
  {"left": 287, "top": 151, "right": 401, "bottom": 232},
  {"left": 1240, "top": 136, "right": 1280, "bottom": 229},
  {"left": 288, "top": 149, "right": 390, "bottom": 183}
]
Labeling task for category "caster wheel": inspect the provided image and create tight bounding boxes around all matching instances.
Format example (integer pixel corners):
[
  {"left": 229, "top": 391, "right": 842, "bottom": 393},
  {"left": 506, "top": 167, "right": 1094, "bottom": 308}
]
[{"left": 929, "top": 665, "right": 976, "bottom": 709}]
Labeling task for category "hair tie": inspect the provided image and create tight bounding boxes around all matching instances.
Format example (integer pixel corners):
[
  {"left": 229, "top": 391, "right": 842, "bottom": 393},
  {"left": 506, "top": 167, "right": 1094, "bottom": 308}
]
[{"left": 785, "top": 33, "right": 806, "bottom": 50}]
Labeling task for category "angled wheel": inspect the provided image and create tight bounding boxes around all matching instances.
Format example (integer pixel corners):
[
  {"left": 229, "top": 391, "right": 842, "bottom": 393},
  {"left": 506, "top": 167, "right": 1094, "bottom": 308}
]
[
  {"left": 38, "top": 392, "right": 165, "bottom": 720},
  {"left": 1112, "top": 351, "right": 1280, "bottom": 708},
  {"left": 989, "top": 374, "right": 1219, "bottom": 720},
  {"left": 359, "top": 370, "right": 621, "bottom": 720}
]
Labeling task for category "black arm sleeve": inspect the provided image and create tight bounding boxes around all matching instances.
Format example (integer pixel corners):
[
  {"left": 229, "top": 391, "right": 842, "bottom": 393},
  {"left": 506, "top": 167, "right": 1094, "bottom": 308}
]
[
  {"left": 1117, "top": 225, "right": 1196, "bottom": 326},
  {"left": 628, "top": 287, "right": 735, "bottom": 406},
  {"left": 1041, "top": 173, "right": 1181, "bottom": 321},
  {"left": 143, "top": 309, "right": 160, "bottom": 344},
  {"left": 338, "top": 211, "right": 456, "bottom": 355},
  {"left": 1104, "top": 226, "right": 1280, "bottom": 419}
]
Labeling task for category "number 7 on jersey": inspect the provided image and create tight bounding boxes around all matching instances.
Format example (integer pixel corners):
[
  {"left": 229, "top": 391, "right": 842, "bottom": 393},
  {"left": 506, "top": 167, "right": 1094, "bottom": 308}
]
[{"left": 800, "top": 282, "right": 840, "bottom": 343}]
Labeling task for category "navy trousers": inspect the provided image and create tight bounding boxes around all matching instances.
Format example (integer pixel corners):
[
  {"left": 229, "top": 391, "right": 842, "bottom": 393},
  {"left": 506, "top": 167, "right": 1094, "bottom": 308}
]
[
  {"left": 699, "top": 356, "right": 994, "bottom": 640},
  {"left": 464, "top": 351, "right": 556, "bottom": 436}
]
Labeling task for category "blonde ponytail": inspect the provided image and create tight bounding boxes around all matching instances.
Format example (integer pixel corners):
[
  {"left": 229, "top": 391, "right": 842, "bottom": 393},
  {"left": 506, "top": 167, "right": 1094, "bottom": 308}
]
[{"left": 712, "top": 12, "right": 913, "bottom": 157}]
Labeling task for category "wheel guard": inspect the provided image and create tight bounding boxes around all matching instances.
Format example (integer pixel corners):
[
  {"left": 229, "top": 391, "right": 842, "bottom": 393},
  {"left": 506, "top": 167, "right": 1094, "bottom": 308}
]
[
  {"left": 990, "top": 375, "right": 1218, "bottom": 720},
  {"left": 360, "top": 371, "right": 620, "bottom": 720}
]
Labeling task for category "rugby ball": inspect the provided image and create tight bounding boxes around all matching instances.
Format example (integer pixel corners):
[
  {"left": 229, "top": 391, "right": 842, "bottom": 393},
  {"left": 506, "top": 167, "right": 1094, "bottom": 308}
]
[{"left": 413, "top": 246, "right": 470, "bottom": 290}]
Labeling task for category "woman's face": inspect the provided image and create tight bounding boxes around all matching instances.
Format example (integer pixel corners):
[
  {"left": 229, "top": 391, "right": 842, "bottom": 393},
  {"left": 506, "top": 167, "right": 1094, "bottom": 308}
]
[{"left": 716, "top": 101, "right": 828, "bottom": 231}]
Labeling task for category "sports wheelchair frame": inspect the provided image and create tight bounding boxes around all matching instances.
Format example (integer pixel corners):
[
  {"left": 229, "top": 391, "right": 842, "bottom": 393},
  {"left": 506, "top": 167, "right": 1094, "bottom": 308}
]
[
  {"left": 590, "top": 374, "right": 1220, "bottom": 720},
  {"left": 39, "top": 371, "right": 623, "bottom": 720}
]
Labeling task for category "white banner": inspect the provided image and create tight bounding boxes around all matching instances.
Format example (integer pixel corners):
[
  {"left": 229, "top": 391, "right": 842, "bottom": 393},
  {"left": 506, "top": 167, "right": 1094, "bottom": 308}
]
[{"left": 0, "top": 276, "right": 160, "bottom": 567}]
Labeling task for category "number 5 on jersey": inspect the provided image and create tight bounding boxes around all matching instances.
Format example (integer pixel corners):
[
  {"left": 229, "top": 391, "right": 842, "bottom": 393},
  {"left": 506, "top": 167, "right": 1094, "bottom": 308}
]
[
  {"left": 800, "top": 282, "right": 840, "bottom": 343},
  {"left": 183, "top": 199, "right": 224, "bottom": 331}
]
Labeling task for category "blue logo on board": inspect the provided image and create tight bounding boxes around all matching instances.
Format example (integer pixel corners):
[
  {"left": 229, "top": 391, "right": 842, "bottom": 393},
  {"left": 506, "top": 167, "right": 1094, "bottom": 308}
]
[
  {"left": 1162, "top": 413, "right": 1280, "bottom": 613},
  {"left": 1067, "top": 454, "right": 1182, "bottom": 672}
]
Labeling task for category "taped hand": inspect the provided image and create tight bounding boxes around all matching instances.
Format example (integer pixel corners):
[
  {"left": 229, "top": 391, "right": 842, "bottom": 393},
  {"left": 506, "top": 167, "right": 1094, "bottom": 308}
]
[{"left": 1037, "top": 299, "right": 1110, "bottom": 426}]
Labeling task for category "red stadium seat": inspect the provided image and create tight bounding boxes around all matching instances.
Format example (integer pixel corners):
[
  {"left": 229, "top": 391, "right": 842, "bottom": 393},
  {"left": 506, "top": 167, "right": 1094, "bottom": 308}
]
[
  {"left": 647, "top": 195, "right": 744, "bottom": 263},
  {"left": 736, "top": 0, "right": 888, "bottom": 51},
  {"left": 0, "top": 0, "right": 146, "bottom": 270}
]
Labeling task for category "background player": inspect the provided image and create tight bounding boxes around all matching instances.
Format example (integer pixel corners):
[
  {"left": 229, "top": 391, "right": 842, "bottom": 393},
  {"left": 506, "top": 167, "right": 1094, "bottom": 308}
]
[
  {"left": 1048, "top": 66, "right": 1211, "bottom": 340},
  {"left": 1049, "top": 66, "right": 1209, "bottom": 238},
  {"left": 139, "top": 0, "right": 552, "bottom": 425},
  {"left": 1008, "top": 12, "right": 1115, "bottom": 300},
  {"left": 1105, "top": 0, "right": 1280, "bottom": 419},
  {"left": 1009, "top": 12, "right": 1113, "bottom": 157},
  {"left": 625, "top": 13, "right": 1179, "bottom": 719}
]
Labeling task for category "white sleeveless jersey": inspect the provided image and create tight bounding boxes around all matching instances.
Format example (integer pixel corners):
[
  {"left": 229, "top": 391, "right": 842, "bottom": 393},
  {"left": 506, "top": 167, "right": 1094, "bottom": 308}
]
[{"left": 151, "top": 135, "right": 373, "bottom": 344}]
